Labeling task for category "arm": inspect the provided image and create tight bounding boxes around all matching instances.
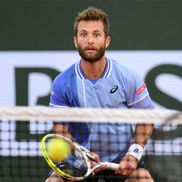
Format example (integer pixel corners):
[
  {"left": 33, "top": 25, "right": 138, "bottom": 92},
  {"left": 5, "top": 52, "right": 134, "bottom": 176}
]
[
  {"left": 133, "top": 123, "right": 153, "bottom": 148},
  {"left": 126, "top": 123, "right": 154, "bottom": 161},
  {"left": 53, "top": 123, "right": 72, "bottom": 139},
  {"left": 115, "top": 123, "right": 153, "bottom": 176},
  {"left": 116, "top": 71, "right": 154, "bottom": 175},
  {"left": 50, "top": 74, "right": 72, "bottom": 139}
]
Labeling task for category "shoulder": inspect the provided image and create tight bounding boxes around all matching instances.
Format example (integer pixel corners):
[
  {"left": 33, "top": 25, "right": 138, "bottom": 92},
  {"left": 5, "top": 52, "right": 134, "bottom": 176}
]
[
  {"left": 53, "top": 63, "right": 76, "bottom": 84},
  {"left": 109, "top": 58, "right": 140, "bottom": 81}
]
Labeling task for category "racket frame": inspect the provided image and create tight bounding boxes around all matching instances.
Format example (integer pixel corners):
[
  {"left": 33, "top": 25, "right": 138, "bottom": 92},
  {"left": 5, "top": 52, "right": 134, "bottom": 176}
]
[
  {"left": 41, "top": 133, "right": 120, "bottom": 181},
  {"left": 41, "top": 133, "right": 91, "bottom": 181}
]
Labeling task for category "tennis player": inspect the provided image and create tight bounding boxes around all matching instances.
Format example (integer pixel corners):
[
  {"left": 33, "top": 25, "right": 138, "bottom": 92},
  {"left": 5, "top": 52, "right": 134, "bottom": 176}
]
[{"left": 46, "top": 6, "right": 154, "bottom": 182}]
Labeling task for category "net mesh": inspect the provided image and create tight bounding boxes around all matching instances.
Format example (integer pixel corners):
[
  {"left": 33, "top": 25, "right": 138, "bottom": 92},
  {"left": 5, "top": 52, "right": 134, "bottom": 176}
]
[{"left": 0, "top": 106, "right": 182, "bottom": 182}]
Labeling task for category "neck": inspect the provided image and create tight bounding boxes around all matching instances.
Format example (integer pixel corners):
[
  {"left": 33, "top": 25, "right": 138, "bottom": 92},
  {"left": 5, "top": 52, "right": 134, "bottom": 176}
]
[{"left": 80, "top": 57, "right": 106, "bottom": 79}]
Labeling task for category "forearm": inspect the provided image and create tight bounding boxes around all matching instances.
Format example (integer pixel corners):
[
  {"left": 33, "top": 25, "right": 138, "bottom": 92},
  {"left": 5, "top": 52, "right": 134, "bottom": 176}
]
[
  {"left": 53, "top": 123, "right": 72, "bottom": 139},
  {"left": 124, "top": 123, "right": 153, "bottom": 162},
  {"left": 133, "top": 123, "right": 153, "bottom": 148}
]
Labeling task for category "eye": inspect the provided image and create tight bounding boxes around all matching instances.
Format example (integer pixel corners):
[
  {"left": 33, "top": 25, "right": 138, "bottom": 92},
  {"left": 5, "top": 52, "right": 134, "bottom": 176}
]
[
  {"left": 80, "top": 33, "right": 87, "bottom": 37},
  {"left": 94, "top": 33, "right": 100, "bottom": 38}
]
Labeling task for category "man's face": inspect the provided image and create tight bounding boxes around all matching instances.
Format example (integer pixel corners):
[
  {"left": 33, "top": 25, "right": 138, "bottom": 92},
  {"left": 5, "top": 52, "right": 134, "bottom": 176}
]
[{"left": 73, "top": 21, "right": 110, "bottom": 63}]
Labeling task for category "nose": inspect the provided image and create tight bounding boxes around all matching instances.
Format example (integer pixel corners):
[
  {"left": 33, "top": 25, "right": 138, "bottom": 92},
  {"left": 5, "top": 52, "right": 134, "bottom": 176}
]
[{"left": 87, "top": 35, "right": 94, "bottom": 45}]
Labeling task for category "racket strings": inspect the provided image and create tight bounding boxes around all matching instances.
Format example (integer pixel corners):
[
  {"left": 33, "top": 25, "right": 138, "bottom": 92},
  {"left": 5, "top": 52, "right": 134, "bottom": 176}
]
[
  {"left": 45, "top": 137, "right": 89, "bottom": 178},
  {"left": 64, "top": 148, "right": 88, "bottom": 177},
  {"left": 58, "top": 162, "right": 87, "bottom": 177}
]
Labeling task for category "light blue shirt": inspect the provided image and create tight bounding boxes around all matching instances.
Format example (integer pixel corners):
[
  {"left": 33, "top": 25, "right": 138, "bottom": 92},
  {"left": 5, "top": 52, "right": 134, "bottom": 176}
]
[{"left": 49, "top": 58, "right": 154, "bottom": 162}]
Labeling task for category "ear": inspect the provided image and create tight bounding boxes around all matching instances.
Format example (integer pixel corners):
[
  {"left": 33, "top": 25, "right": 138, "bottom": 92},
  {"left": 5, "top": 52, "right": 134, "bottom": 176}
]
[
  {"left": 73, "top": 36, "right": 78, "bottom": 48},
  {"left": 105, "top": 36, "right": 111, "bottom": 49}
]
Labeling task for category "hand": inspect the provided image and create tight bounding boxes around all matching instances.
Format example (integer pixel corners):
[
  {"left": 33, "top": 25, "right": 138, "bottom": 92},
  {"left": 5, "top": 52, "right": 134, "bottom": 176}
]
[
  {"left": 89, "top": 151, "right": 100, "bottom": 167},
  {"left": 90, "top": 152, "right": 118, "bottom": 174},
  {"left": 115, "top": 155, "right": 138, "bottom": 176},
  {"left": 89, "top": 152, "right": 105, "bottom": 175}
]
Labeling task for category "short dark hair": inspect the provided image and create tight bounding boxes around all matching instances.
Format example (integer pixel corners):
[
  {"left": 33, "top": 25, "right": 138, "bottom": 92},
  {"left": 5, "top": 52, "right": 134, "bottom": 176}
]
[{"left": 74, "top": 6, "right": 110, "bottom": 36}]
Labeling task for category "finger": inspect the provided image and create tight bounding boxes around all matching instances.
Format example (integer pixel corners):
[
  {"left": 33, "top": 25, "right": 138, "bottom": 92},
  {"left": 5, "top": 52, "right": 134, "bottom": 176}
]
[
  {"left": 115, "top": 167, "right": 135, "bottom": 176},
  {"left": 94, "top": 166, "right": 104, "bottom": 173},
  {"left": 90, "top": 161, "right": 95, "bottom": 167},
  {"left": 115, "top": 167, "right": 128, "bottom": 175},
  {"left": 115, "top": 169, "right": 125, "bottom": 175},
  {"left": 94, "top": 168, "right": 101, "bottom": 173},
  {"left": 94, "top": 164, "right": 108, "bottom": 173}
]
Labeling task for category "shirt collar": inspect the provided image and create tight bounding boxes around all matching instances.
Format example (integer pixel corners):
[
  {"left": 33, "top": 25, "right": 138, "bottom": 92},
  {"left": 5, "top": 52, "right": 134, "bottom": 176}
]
[{"left": 75, "top": 58, "right": 112, "bottom": 79}]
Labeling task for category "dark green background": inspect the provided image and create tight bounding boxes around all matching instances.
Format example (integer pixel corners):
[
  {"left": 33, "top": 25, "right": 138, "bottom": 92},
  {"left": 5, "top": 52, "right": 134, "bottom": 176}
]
[
  {"left": 1, "top": 0, "right": 182, "bottom": 50},
  {"left": 0, "top": 0, "right": 182, "bottom": 182}
]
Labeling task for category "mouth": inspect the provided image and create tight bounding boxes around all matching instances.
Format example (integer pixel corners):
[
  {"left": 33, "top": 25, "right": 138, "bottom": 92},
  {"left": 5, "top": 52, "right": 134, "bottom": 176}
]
[
  {"left": 85, "top": 47, "right": 97, "bottom": 53},
  {"left": 85, "top": 49, "right": 96, "bottom": 53}
]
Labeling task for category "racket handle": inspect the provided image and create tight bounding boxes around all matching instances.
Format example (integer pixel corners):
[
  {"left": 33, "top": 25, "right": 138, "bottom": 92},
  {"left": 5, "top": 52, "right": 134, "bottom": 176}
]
[{"left": 106, "top": 162, "right": 120, "bottom": 170}]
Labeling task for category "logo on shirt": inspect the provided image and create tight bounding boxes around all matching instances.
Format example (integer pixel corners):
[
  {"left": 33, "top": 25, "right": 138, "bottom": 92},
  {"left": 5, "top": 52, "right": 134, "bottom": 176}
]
[
  {"left": 134, "top": 148, "right": 139, "bottom": 153},
  {"left": 110, "top": 85, "right": 118, "bottom": 94},
  {"left": 137, "top": 83, "right": 147, "bottom": 95}
]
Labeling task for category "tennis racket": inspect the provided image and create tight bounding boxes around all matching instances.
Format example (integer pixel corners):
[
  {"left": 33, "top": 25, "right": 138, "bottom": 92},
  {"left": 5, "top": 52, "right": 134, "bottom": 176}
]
[{"left": 41, "top": 133, "right": 120, "bottom": 181}]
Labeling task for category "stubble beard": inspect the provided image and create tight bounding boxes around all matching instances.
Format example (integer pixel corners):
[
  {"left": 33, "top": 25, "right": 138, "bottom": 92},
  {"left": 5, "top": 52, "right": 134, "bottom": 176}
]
[{"left": 77, "top": 44, "right": 106, "bottom": 63}]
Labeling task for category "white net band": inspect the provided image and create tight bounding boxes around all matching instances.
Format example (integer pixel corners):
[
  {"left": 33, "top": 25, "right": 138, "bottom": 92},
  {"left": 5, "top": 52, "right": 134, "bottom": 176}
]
[{"left": 0, "top": 106, "right": 181, "bottom": 124}]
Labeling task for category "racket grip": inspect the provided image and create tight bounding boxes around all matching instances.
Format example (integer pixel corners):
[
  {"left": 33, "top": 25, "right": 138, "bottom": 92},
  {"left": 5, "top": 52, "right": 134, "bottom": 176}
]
[{"left": 107, "top": 162, "right": 120, "bottom": 170}]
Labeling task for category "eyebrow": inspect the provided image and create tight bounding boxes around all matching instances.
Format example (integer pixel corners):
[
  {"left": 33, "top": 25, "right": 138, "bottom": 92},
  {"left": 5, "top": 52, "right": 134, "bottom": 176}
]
[{"left": 78, "top": 30, "right": 103, "bottom": 33}]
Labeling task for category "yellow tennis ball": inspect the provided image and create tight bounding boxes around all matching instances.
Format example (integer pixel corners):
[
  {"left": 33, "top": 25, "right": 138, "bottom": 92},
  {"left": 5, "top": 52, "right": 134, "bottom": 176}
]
[{"left": 47, "top": 138, "right": 70, "bottom": 162}]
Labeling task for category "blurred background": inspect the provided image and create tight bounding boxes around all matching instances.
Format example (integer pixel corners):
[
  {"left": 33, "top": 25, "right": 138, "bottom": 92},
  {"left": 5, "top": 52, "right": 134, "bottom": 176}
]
[
  {"left": 0, "top": 0, "right": 181, "bottom": 182},
  {"left": 1, "top": 0, "right": 182, "bottom": 50}
]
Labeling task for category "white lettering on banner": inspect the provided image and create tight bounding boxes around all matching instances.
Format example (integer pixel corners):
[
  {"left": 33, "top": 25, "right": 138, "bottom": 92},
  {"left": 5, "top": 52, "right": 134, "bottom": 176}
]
[{"left": 0, "top": 51, "right": 181, "bottom": 156}]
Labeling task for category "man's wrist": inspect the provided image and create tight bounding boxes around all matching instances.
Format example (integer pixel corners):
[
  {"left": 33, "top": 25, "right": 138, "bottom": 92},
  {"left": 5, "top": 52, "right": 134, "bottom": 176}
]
[{"left": 126, "top": 144, "right": 144, "bottom": 161}]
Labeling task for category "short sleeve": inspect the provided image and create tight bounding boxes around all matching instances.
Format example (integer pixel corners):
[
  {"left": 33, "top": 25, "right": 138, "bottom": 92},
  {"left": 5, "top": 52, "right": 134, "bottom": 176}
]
[
  {"left": 125, "top": 71, "right": 154, "bottom": 109},
  {"left": 49, "top": 75, "right": 70, "bottom": 124},
  {"left": 49, "top": 75, "right": 70, "bottom": 107}
]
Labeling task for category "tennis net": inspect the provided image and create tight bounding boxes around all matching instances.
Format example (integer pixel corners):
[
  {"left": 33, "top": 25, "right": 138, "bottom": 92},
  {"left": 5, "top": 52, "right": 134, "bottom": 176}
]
[{"left": 0, "top": 106, "right": 181, "bottom": 182}]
